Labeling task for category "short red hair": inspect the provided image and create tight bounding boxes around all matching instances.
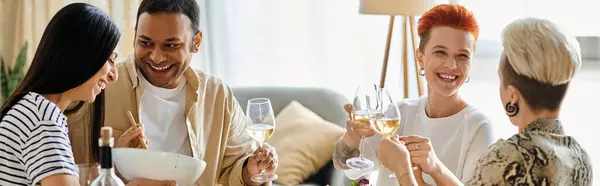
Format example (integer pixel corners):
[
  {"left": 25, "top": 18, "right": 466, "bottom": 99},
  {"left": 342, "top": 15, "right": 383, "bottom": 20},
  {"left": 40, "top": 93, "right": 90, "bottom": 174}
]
[{"left": 417, "top": 4, "right": 479, "bottom": 50}]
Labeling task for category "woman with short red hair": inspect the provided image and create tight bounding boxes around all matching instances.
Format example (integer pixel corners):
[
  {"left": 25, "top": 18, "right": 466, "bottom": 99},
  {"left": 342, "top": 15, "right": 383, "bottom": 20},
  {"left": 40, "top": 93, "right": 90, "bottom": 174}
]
[
  {"left": 378, "top": 15, "right": 593, "bottom": 186},
  {"left": 332, "top": 4, "right": 495, "bottom": 185}
]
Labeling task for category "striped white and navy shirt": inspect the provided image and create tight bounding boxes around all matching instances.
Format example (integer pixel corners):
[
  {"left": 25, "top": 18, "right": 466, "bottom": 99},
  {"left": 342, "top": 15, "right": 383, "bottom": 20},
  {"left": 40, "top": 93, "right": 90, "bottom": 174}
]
[{"left": 0, "top": 92, "right": 77, "bottom": 186}]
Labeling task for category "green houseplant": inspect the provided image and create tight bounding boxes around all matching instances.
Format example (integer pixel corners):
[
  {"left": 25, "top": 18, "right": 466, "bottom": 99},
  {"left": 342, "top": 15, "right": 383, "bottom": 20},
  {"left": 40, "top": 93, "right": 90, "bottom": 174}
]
[{"left": 0, "top": 41, "right": 28, "bottom": 105}]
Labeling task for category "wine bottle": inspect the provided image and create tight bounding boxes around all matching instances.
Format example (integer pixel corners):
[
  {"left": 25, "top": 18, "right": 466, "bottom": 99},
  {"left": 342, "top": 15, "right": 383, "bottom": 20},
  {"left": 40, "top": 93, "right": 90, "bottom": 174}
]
[{"left": 90, "top": 127, "right": 125, "bottom": 186}]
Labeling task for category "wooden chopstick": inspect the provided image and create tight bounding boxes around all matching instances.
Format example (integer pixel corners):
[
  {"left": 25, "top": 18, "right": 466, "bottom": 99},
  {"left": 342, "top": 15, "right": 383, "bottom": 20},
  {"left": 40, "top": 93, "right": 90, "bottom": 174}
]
[{"left": 126, "top": 111, "right": 148, "bottom": 149}]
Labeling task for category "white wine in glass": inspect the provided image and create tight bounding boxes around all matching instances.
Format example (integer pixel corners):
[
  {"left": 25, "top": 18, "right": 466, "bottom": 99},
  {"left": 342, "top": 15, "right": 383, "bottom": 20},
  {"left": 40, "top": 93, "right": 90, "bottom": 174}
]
[
  {"left": 246, "top": 98, "right": 278, "bottom": 182},
  {"left": 369, "top": 88, "right": 401, "bottom": 137},
  {"left": 370, "top": 88, "right": 416, "bottom": 178},
  {"left": 346, "top": 84, "right": 380, "bottom": 170},
  {"left": 246, "top": 123, "right": 275, "bottom": 144},
  {"left": 371, "top": 117, "right": 400, "bottom": 136}
]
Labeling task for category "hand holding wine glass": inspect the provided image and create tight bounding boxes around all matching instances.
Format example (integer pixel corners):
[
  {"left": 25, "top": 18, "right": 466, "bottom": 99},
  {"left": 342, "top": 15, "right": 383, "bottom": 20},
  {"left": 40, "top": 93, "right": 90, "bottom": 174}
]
[
  {"left": 342, "top": 104, "right": 376, "bottom": 148},
  {"left": 345, "top": 84, "right": 381, "bottom": 170},
  {"left": 370, "top": 88, "right": 418, "bottom": 178},
  {"left": 245, "top": 98, "right": 279, "bottom": 182}
]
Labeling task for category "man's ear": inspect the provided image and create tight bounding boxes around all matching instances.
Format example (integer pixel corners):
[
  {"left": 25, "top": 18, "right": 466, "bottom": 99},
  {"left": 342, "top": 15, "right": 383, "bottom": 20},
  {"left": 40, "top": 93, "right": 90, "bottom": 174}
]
[
  {"left": 133, "top": 28, "right": 137, "bottom": 48},
  {"left": 192, "top": 30, "right": 203, "bottom": 53}
]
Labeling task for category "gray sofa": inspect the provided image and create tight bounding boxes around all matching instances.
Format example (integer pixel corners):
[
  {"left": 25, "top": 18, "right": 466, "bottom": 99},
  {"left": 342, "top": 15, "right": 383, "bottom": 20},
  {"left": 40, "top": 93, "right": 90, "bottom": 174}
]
[{"left": 232, "top": 87, "right": 351, "bottom": 186}]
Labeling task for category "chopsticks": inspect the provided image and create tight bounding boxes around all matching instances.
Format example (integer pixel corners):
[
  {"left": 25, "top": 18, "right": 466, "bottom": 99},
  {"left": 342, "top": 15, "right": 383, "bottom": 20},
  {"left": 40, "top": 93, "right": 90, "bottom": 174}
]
[{"left": 126, "top": 111, "right": 149, "bottom": 149}]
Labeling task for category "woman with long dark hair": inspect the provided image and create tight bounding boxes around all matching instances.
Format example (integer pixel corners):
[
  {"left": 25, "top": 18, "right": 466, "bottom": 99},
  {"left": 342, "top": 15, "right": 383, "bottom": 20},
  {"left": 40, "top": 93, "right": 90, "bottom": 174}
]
[{"left": 0, "top": 3, "right": 119, "bottom": 185}]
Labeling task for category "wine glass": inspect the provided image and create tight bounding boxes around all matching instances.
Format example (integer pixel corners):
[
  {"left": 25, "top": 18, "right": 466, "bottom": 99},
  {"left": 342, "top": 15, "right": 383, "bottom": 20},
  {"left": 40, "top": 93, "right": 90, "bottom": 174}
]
[
  {"left": 345, "top": 84, "right": 381, "bottom": 170},
  {"left": 370, "top": 88, "right": 415, "bottom": 178},
  {"left": 76, "top": 163, "right": 100, "bottom": 186},
  {"left": 246, "top": 98, "right": 278, "bottom": 182},
  {"left": 370, "top": 88, "right": 401, "bottom": 138}
]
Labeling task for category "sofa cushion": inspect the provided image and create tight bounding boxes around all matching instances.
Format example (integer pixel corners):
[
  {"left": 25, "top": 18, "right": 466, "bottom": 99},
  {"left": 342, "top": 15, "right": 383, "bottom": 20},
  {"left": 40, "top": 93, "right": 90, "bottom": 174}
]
[{"left": 270, "top": 101, "right": 346, "bottom": 185}]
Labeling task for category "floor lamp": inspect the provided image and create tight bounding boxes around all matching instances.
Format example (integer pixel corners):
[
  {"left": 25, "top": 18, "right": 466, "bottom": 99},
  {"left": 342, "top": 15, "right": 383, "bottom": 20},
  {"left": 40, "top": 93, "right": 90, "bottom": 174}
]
[{"left": 359, "top": 0, "right": 435, "bottom": 98}]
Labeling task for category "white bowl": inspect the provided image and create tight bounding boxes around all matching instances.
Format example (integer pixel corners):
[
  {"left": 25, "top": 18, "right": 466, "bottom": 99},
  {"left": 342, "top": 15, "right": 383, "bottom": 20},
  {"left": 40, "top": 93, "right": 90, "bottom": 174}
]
[{"left": 112, "top": 148, "right": 206, "bottom": 185}]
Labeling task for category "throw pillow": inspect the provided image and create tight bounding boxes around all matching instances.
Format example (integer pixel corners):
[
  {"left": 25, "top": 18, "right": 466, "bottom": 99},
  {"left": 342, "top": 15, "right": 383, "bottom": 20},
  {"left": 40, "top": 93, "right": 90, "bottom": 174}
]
[{"left": 269, "top": 101, "right": 346, "bottom": 185}]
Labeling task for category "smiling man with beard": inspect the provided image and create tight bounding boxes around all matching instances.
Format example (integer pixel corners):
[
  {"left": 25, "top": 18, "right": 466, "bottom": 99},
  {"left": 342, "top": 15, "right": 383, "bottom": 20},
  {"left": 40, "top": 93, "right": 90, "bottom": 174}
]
[{"left": 65, "top": 0, "right": 278, "bottom": 185}]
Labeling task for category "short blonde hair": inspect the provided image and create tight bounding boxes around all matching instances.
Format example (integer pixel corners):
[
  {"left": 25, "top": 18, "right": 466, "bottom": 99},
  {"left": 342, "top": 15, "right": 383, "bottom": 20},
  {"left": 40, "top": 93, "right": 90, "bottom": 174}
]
[{"left": 502, "top": 18, "right": 581, "bottom": 86}]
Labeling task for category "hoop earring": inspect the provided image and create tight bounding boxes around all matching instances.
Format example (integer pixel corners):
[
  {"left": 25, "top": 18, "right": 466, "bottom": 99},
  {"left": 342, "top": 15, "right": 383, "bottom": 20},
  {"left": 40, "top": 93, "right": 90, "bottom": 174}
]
[
  {"left": 505, "top": 102, "right": 519, "bottom": 117},
  {"left": 418, "top": 68, "right": 425, "bottom": 76},
  {"left": 465, "top": 76, "right": 470, "bottom": 83}
]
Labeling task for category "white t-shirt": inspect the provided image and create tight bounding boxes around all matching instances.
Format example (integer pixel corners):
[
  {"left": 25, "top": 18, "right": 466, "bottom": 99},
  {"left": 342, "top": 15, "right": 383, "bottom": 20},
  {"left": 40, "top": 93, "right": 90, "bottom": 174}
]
[
  {"left": 345, "top": 96, "right": 495, "bottom": 185},
  {"left": 138, "top": 72, "right": 192, "bottom": 156}
]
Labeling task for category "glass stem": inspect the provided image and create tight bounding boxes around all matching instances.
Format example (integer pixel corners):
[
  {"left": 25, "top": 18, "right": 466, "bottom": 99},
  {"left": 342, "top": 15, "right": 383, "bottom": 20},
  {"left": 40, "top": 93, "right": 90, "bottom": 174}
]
[
  {"left": 258, "top": 141, "right": 266, "bottom": 174},
  {"left": 359, "top": 136, "right": 365, "bottom": 159},
  {"left": 384, "top": 133, "right": 391, "bottom": 139}
]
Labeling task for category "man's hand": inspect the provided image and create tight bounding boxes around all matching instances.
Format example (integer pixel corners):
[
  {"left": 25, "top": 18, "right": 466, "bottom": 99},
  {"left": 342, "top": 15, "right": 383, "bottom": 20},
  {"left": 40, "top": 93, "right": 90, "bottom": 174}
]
[
  {"left": 115, "top": 123, "right": 149, "bottom": 149},
  {"left": 242, "top": 143, "right": 278, "bottom": 185}
]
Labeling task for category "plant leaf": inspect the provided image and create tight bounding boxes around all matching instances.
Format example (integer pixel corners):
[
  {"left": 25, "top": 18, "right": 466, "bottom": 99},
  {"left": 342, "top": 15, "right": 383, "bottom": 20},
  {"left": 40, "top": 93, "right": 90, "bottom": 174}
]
[
  {"left": 0, "top": 57, "right": 9, "bottom": 101},
  {"left": 11, "top": 41, "right": 28, "bottom": 76},
  {"left": 4, "top": 41, "right": 29, "bottom": 99},
  {"left": 8, "top": 74, "right": 21, "bottom": 97}
]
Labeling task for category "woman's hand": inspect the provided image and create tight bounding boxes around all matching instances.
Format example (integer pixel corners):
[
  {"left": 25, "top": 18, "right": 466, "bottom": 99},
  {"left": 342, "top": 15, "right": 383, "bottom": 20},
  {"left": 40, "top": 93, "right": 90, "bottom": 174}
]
[
  {"left": 414, "top": 169, "right": 432, "bottom": 186},
  {"left": 401, "top": 135, "right": 441, "bottom": 175},
  {"left": 377, "top": 135, "right": 412, "bottom": 175},
  {"left": 342, "top": 104, "right": 376, "bottom": 148}
]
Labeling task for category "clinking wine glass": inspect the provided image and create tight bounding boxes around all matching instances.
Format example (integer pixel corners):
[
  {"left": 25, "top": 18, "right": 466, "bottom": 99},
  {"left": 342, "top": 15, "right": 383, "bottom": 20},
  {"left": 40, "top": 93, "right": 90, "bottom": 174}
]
[
  {"left": 246, "top": 98, "right": 278, "bottom": 182},
  {"left": 345, "top": 84, "right": 381, "bottom": 170},
  {"left": 370, "top": 88, "right": 416, "bottom": 178},
  {"left": 370, "top": 88, "right": 400, "bottom": 138}
]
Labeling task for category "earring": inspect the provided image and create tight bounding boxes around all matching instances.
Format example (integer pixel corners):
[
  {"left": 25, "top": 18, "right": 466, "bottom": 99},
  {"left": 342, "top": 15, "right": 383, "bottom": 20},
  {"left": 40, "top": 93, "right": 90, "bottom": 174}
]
[
  {"left": 418, "top": 68, "right": 425, "bottom": 76},
  {"left": 505, "top": 102, "right": 519, "bottom": 117},
  {"left": 465, "top": 76, "right": 470, "bottom": 83}
]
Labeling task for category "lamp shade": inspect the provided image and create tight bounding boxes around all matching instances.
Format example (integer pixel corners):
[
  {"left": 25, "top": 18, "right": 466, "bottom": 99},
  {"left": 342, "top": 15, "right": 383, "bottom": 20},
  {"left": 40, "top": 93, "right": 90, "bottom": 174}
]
[{"left": 359, "top": 0, "right": 437, "bottom": 16}]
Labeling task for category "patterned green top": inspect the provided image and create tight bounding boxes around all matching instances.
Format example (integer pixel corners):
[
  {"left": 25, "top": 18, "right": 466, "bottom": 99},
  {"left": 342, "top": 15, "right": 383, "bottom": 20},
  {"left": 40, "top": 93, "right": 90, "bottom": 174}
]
[{"left": 466, "top": 119, "right": 593, "bottom": 186}]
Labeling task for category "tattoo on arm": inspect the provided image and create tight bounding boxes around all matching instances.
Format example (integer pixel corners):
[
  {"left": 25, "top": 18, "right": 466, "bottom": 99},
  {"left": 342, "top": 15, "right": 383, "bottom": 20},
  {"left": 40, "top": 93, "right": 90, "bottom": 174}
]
[{"left": 332, "top": 137, "right": 360, "bottom": 169}]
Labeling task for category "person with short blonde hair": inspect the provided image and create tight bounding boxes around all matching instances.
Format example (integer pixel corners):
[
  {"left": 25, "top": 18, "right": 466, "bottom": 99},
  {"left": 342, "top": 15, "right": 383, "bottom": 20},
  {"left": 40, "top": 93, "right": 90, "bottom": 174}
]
[
  {"left": 501, "top": 18, "right": 581, "bottom": 112},
  {"left": 377, "top": 17, "right": 593, "bottom": 186}
]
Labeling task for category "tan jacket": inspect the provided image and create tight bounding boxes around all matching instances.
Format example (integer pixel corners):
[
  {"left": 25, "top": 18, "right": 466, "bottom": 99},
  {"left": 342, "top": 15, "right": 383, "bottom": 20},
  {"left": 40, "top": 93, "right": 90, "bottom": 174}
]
[{"left": 66, "top": 54, "right": 256, "bottom": 186}]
